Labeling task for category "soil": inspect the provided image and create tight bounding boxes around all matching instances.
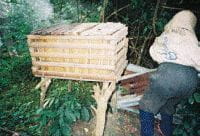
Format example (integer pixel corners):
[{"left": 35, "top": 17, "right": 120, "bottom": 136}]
[{"left": 72, "top": 111, "right": 140, "bottom": 136}]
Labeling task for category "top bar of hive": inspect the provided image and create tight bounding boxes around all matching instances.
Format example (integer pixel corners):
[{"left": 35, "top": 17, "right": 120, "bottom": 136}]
[{"left": 27, "top": 22, "right": 128, "bottom": 82}]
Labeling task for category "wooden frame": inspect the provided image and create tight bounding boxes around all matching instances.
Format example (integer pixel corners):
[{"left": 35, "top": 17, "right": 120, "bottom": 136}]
[{"left": 28, "top": 23, "right": 128, "bottom": 136}]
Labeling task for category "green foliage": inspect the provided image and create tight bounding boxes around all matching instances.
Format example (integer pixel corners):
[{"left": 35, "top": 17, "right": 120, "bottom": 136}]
[
  {"left": 0, "top": 0, "right": 52, "bottom": 54},
  {"left": 173, "top": 89, "right": 200, "bottom": 136},
  {"left": 50, "top": 0, "right": 100, "bottom": 22},
  {"left": 0, "top": 52, "right": 39, "bottom": 135},
  {"left": 0, "top": 53, "right": 95, "bottom": 136},
  {"left": 35, "top": 80, "right": 95, "bottom": 136},
  {"left": 0, "top": 53, "right": 32, "bottom": 91}
]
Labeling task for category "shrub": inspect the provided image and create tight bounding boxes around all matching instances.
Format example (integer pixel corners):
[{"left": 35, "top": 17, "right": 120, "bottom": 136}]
[{"left": 35, "top": 80, "right": 95, "bottom": 136}]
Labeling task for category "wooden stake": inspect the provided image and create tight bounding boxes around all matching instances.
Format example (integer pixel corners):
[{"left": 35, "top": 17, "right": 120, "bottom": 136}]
[
  {"left": 92, "top": 82, "right": 116, "bottom": 136},
  {"left": 35, "top": 78, "right": 51, "bottom": 107}
]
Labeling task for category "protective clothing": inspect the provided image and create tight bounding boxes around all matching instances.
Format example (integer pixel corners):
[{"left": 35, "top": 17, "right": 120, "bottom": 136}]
[
  {"left": 139, "top": 10, "right": 200, "bottom": 136},
  {"left": 150, "top": 10, "right": 200, "bottom": 71},
  {"left": 139, "top": 110, "right": 154, "bottom": 136}
]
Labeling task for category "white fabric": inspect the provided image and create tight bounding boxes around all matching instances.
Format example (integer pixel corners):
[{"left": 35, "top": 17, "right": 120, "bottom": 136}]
[{"left": 150, "top": 10, "right": 200, "bottom": 71}]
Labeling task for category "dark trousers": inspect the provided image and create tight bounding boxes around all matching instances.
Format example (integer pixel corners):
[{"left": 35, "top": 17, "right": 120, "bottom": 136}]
[{"left": 139, "top": 62, "right": 199, "bottom": 115}]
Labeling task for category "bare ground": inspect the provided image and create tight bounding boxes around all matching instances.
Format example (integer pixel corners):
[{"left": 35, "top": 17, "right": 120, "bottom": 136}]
[{"left": 72, "top": 111, "right": 140, "bottom": 136}]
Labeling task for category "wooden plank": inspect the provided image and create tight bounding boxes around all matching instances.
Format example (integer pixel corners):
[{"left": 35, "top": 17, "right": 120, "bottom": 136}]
[
  {"left": 126, "top": 64, "right": 156, "bottom": 73},
  {"left": 112, "top": 27, "right": 128, "bottom": 38},
  {"left": 31, "top": 52, "right": 115, "bottom": 60},
  {"left": 115, "top": 38, "right": 128, "bottom": 54},
  {"left": 31, "top": 23, "right": 127, "bottom": 37},
  {"left": 52, "top": 23, "right": 80, "bottom": 35},
  {"left": 117, "top": 94, "right": 142, "bottom": 107},
  {"left": 116, "top": 60, "right": 128, "bottom": 81},
  {"left": 32, "top": 70, "right": 117, "bottom": 82},
  {"left": 114, "top": 47, "right": 127, "bottom": 76},
  {"left": 32, "top": 61, "right": 115, "bottom": 70},
  {"left": 119, "top": 64, "right": 156, "bottom": 82},
  {"left": 32, "top": 23, "right": 98, "bottom": 35},
  {"left": 43, "top": 24, "right": 68, "bottom": 35},
  {"left": 115, "top": 47, "right": 127, "bottom": 65},
  {"left": 27, "top": 34, "right": 125, "bottom": 40},
  {"left": 63, "top": 23, "right": 98, "bottom": 35},
  {"left": 29, "top": 42, "right": 115, "bottom": 50},
  {"left": 80, "top": 23, "right": 125, "bottom": 36},
  {"left": 33, "top": 24, "right": 67, "bottom": 35},
  {"left": 115, "top": 55, "right": 127, "bottom": 73}
]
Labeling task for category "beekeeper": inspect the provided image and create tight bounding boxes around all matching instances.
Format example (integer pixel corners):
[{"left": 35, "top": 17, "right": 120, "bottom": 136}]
[{"left": 139, "top": 10, "right": 200, "bottom": 136}]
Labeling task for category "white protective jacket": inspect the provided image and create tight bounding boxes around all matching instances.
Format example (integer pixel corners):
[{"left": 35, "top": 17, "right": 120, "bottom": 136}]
[{"left": 150, "top": 10, "right": 200, "bottom": 71}]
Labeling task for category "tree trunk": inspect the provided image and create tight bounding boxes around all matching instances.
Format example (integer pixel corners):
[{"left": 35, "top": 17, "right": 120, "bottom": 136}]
[
  {"left": 93, "top": 82, "right": 116, "bottom": 136},
  {"left": 95, "top": 100, "right": 108, "bottom": 136}
]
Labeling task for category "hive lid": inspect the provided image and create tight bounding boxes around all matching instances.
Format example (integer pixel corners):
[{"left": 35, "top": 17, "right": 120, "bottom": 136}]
[{"left": 31, "top": 22, "right": 126, "bottom": 37}]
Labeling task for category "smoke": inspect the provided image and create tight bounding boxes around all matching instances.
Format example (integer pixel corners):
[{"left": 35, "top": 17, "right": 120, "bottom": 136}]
[
  {"left": 26, "top": 0, "right": 54, "bottom": 22},
  {"left": 0, "top": 0, "right": 11, "bottom": 18},
  {"left": 0, "top": 0, "right": 54, "bottom": 24}
]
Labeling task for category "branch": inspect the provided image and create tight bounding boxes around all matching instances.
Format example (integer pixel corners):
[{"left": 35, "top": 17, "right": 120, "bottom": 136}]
[
  {"left": 91, "top": 105, "right": 97, "bottom": 115},
  {"left": 35, "top": 78, "right": 51, "bottom": 90},
  {"left": 161, "top": 5, "right": 184, "bottom": 10},
  {"left": 0, "top": 127, "right": 19, "bottom": 136},
  {"left": 136, "top": 30, "right": 152, "bottom": 65},
  {"left": 152, "top": 0, "right": 161, "bottom": 36},
  {"left": 99, "top": 0, "right": 109, "bottom": 22},
  {"left": 161, "top": 5, "right": 200, "bottom": 14},
  {"left": 76, "top": 0, "right": 80, "bottom": 22},
  {"left": 106, "top": 4, "right": 130, "bottom": 21}
]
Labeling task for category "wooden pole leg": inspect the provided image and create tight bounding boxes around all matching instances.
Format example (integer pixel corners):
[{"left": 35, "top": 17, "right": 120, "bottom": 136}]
[
  {"left": 110, "top": 90, "right": 118, "bottom": 113},
  {"left": 92, "top": 82, "right": 116, "bottom": 136},
  {"left": 35, "top": 78, "right": 51, "bottom": 108}
]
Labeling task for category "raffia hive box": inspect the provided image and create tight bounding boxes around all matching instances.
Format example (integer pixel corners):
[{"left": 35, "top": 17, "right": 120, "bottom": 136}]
[{"left": 27, "top": 22, "right": 128, "bottom": 81}]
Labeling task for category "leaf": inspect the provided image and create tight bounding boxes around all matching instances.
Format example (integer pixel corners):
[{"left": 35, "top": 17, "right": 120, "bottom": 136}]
[
  {"left": 188, "top": 96, "right": 194, "bottom": 104},
  {"left": 55, "top": 129, "right": 61, "bottom": 136},
  {"left": 183, "top": 131, "right": 187, "bottom": 136},
  {"left": 173, "top": 128, "right": 184, "bottom": 135},
  {"left": 81, "top": 107, "right": 90, "bottom": 121},
  {"left": 61, "top": 124, "right": 71, "bottom": 136},
  {"left": 74, "top": 111, "right": 81, "bottom": 120},
  {"left": 64, "top": 109, "right": 76, "bottom": 123},
  {"left": 183, "top": 122, "right": 190, "bottom": 129},
  {"left": 193, "top": 92, "right": 200, "bottom": 103},
  {"left": 41, "top": 115, "right": 47, "bottom": 126},
  {"left": 49, "top": 122, "right": 59, "bottom": 135},
  {"left": 197, "top": 130, "right": 200, "bottom": 135},
  {"left": 59, "top": 115, "right": 64, "bottom": 127},
  {"left": 36, "top": 108, "right": 43, "bottom": 114}
]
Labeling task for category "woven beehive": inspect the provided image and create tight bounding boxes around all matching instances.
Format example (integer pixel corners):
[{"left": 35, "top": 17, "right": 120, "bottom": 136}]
[{"left": 27, "top": 22, "right": 128, "bottom": 81}]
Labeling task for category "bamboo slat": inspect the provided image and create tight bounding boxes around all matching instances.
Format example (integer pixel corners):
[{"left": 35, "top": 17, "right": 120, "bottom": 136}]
[
  {"left": 32, "top": 69, "right": 116, "bottom": 81},
  {"left": 63, "top": 23, "right": 98, "bottom": 35},
  {"left": 30, "top": 52, "right": 115, "bottom": 60},
  {"left": 29, "top": 42, "right": 115, "bottom": 50},
  {"left": 32, "top": 61, "right": 115, "bottom": 70},
  {"left": 80, "top": 23, "right": 125, "bottom": 36}
]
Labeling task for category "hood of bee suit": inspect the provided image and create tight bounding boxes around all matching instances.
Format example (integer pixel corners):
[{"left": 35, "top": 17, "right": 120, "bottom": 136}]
[
  {"left": 149, "top": 10, "right": 200, "bottom": 71},
  {"left": 164, "top": 10, "right": 197, "bottom": 32}
]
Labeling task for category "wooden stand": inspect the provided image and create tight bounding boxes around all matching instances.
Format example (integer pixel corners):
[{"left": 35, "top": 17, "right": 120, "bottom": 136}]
[
  {"left": 35, "top": 78, "right": 51, "bottom": 107},
  {"left": 29, "top": 23, "right": 128, "bottom": 136},
  {"left": 92, "top": 82, "right": 116, "bottom": 136},
  {"left": 35, "top": 78, "right": 116, "bottom": 136},
  {"left": 34, "top": 64, "right": 158, "bottom": 136}
]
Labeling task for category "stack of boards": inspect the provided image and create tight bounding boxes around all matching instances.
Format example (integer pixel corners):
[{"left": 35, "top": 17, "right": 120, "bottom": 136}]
[{"left": 27, "top": 22, "right": 128, "bottom": 82}]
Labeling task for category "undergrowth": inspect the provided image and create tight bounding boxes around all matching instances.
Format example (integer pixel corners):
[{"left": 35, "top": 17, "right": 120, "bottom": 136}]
[{"left": 0, "top": 49, "right": 95, "bottom": 135}]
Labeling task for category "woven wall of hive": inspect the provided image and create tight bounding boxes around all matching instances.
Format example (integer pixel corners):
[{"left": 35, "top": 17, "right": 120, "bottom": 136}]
[{"left": 27, "top": 22, "right": 128, "bottom": 81}]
